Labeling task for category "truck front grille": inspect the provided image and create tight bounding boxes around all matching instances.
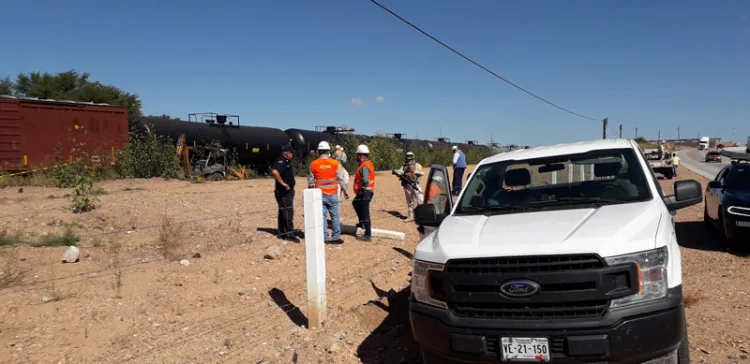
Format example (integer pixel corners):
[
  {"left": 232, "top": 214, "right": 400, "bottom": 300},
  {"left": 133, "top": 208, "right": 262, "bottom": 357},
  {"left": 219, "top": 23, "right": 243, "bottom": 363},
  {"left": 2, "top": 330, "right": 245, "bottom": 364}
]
[
  {"left": 445, "top": 254, "right": 605, "bottom": 274},
  {"left": 449, "top": 300, "right": 610, "bottom": 320},
  {"left": 434, "top": 254, "right": 630, "bottom": 321}
]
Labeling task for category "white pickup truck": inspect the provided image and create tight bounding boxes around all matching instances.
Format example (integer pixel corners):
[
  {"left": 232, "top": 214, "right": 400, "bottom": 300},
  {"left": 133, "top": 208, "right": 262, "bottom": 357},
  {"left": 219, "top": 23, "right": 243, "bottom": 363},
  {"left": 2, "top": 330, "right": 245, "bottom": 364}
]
[{"left": 411, "top": 139, "right": 703, "bottom": 364}]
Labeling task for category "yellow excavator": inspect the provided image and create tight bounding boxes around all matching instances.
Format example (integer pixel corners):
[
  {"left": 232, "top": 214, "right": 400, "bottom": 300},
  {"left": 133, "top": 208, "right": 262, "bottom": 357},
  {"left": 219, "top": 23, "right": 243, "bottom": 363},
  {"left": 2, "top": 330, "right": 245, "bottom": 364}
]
[{"left": 176, "top": 134, "right": 247, "bottom": 181}]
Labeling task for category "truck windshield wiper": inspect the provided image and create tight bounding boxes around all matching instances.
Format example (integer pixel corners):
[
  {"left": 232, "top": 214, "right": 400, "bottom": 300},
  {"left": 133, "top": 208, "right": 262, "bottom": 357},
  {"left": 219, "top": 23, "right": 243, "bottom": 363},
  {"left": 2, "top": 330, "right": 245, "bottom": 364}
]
[
  {"left": 527, "top": 197, "right": 628, "bottom": 205},
  {"left": 458, "top": 205, "right": 530, "bottom": 214}
]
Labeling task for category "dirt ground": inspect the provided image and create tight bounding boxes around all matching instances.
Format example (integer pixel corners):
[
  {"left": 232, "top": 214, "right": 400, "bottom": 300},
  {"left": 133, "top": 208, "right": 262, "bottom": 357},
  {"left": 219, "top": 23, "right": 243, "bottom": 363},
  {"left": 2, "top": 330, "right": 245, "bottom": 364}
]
[{"left": 0, "top": 164, "right": 748, "bottom": 364}]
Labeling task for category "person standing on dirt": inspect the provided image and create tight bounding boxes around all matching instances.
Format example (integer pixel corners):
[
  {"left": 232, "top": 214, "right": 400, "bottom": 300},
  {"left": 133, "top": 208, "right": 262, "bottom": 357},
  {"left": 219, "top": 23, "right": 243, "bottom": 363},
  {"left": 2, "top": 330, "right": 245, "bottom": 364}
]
[
  {"left": 352, "top": 144, "right": 375, "bottom": 242},
  {"left": 309, "top": 141, "right": 349, "bottom": 244},
  {"left": 401, "top": 151, "right": 424, "bottom": 221},
  {"left": 271, "top": 145, "right": 299, "bottom": 243},
  {"left": 672, "top": 153, "right": 680, "bottom": 177},
  {"left": 450, "top": 145, "right": 467, "bottom": 196},
  {"left": 333, "top": 145, "right": 348, "bottom": 169}
]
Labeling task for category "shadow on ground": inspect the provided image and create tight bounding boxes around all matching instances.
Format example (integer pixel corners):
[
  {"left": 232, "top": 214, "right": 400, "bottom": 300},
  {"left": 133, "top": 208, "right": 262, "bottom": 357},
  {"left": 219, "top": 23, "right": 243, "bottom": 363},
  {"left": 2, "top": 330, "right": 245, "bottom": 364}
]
[
  {"left": 356, "top": 283, "right": 421, "bottom": 363},
  {"left": 675, "top": 221, "right": 749, "bottom": 257},
  {"left": 386, "top": 210, "right": 408, "bottom": 220},
  {"left": 256, "top": 227, "right": 304, "bottom": 239},
  {"left": 268, "top": 288, "right": 308, "bottom": 328}
]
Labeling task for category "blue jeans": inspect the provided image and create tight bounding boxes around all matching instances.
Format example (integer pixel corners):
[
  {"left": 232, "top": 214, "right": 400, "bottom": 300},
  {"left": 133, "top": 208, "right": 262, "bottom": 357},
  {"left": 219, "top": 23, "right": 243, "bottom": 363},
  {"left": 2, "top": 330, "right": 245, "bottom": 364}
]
[
  {"left": 322, "top": 193, "right": 341, "bottom": 241},
  {"left": 673, "top": 165, "right": 678, "bottom": 177}
]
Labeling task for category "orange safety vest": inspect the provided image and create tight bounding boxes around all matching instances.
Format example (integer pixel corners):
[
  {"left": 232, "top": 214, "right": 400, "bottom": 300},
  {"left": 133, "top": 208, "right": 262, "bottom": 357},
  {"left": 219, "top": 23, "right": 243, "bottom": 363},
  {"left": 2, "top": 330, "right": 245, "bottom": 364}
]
[
  {"left": 426, "top": 184, "right": 442, "bottom": 204},
  {"left": 311, "top": 158, "right": 340, "bottom": 195},
  {"left": 354, "top": 160, "right": 375, "bottom": 195}
]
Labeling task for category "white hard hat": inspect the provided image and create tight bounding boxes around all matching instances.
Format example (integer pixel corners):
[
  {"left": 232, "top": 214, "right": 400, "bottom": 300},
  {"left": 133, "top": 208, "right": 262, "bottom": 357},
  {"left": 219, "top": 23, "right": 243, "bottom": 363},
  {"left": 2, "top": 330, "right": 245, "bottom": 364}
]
[
  {"left": 318, "top": 141, "right": 331, "bottom": 151},
  {"left": 406, "top": 151, "right": 415, "bottom": 158},
  {"left": 452, "top": 145, "right": 458, "bottom": 150},
  {"left": 434, "top": 175, "right": 443, "bottom": 182},
  {"left": 356, "top": 144, "right": 370, "bottom": 154}
]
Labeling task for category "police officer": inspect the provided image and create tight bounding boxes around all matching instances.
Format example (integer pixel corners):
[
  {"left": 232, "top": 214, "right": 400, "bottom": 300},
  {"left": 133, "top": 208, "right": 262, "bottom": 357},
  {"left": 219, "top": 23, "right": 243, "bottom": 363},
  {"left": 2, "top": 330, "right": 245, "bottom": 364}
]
[{"left": 271, "top": 145, "right": 299, "bottom": 243}]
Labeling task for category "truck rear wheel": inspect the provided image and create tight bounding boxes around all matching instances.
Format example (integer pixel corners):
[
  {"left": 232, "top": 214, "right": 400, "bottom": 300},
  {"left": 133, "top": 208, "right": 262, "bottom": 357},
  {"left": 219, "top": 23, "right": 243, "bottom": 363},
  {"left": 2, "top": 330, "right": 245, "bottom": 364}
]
[{"left": 663, "top": 170, "right": 674, "bottom": 180}]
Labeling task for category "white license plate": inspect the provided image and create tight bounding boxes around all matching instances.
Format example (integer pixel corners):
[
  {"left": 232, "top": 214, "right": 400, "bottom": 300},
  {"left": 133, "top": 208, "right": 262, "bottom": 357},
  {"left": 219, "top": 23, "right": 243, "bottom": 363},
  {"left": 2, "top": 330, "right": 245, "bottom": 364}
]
[
  {"left": 501, "top": 337, "right": 550, "bottom": 362},
  {"left": 737, "top": 221, "right": 750, "bottom": 228}
]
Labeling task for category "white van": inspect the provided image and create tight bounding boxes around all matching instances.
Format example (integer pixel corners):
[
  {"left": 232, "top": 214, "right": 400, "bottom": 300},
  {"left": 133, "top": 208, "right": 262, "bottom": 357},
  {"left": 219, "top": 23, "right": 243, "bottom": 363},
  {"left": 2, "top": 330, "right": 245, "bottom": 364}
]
[{"left": 411, "top": 139, "right": 703, "bottom": 364}]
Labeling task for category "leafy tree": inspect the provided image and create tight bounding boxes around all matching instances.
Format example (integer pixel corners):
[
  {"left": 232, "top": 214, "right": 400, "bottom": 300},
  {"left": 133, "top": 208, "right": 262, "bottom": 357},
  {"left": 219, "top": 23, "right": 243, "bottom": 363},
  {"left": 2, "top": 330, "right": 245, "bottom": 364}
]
[
  {"left": 1, "top": 70, "right": 142, "bottom": 117},
  {"left": 0, "top": 76, "right": 12, "bottom": 95}
]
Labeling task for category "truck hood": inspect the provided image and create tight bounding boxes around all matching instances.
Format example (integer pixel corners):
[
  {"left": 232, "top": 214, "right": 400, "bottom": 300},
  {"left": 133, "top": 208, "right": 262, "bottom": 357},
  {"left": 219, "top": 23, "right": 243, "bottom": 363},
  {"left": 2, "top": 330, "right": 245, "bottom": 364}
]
[{"left": 415, "top": 200, "right": 664, "bottom": 264}]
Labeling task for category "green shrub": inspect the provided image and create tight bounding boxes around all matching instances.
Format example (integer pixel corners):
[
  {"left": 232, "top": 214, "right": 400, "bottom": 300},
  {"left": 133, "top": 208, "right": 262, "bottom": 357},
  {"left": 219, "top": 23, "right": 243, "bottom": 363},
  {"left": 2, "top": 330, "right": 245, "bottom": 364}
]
[
  {"left": 327, "top": 134, "right": 494, "bottom": 173},
  {"left": 115, "top": 125, "right": 183, "bottom": 179},
  {"left": 30, "top": 226, "right": 80, "bottom": 247}
]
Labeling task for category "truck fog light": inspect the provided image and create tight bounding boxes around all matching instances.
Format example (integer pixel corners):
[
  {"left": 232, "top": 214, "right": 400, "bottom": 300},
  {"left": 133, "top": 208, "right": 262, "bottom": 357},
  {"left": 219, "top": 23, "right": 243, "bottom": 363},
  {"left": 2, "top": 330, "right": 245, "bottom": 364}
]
[
  {"left": 412, "top": 260, "right": 448, "bottom": 309},
  {"left": 605, "top": 247, "right": 669, "bottom": 308}
]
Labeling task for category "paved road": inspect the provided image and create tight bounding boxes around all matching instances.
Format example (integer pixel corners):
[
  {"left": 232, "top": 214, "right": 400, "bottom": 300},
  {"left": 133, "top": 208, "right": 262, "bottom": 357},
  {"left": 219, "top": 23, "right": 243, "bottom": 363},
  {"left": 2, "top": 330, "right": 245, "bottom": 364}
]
[{"left": 677, "top": 147, "right": 745, "bottom": 180}]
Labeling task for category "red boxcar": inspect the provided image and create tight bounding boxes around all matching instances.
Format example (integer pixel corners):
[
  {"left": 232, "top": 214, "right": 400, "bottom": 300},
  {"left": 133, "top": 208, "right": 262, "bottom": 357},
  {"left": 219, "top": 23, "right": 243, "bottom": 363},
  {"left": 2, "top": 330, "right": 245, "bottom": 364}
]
[{"left": 0, "top": 96, "right": 129, "bottom": 172}]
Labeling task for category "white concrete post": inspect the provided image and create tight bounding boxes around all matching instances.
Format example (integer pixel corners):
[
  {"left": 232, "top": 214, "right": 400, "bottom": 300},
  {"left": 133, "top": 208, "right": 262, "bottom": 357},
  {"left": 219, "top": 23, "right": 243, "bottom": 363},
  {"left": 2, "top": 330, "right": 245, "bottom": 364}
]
[
  {"left": 590, "top": 164, "right": 595, "bottom": 180},
  {"left": 580, "top": 165, "right": 585, "bottom": 181},
  {"left": 568, "top": 164, "right": 573, "bottom": 183},
  {"left": 551, "top": 171, "right": 557, "bottom": 185},
  {"left": 303, "top": 188, "right": 326, "bottom": 329}
]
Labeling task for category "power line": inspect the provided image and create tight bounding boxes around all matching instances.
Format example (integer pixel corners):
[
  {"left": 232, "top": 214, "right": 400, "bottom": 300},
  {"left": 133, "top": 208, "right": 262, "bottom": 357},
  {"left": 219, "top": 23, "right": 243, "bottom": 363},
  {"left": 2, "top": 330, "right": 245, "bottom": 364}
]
[{"left": 369, "top": 0, "right": 599, "bottom": 121}]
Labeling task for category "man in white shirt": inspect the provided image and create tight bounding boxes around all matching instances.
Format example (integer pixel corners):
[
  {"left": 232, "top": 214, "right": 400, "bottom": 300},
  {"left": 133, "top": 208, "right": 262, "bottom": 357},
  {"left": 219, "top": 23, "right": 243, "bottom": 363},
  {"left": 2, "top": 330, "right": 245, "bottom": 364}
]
[{"left": 451, "top": 146, "right": 467, "bottom": 196}]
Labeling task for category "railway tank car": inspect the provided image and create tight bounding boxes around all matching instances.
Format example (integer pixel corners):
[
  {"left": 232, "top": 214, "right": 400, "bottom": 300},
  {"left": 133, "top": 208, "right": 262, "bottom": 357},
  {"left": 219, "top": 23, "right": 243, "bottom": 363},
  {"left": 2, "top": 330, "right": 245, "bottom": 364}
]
[
  {"left": 133, "top": 115, "right": 290, "bottom": 170},
  {"left": 285, "top": 128, "right": 331, "bottom": 157}
]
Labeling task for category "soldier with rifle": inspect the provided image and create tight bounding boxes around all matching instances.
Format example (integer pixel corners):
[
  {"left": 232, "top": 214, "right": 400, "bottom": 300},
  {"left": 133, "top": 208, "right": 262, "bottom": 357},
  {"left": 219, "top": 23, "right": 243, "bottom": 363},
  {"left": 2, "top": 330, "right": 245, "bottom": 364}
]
[{"left": 394, "top": 151, "right": 424, "bottom": 221}]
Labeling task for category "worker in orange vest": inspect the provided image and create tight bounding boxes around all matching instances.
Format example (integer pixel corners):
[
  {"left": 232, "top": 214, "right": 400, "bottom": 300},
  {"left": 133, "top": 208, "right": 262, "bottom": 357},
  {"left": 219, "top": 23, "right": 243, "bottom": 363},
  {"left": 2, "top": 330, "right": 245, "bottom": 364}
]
[
  {"left": 352, "top": 144, "right": 375, "bottom": 242},
  {"left": 426, "top": 177, "right": 443, "bottom": 204},
  {"left": 308, "top": 141, "right": 349, "bottom": 244}
]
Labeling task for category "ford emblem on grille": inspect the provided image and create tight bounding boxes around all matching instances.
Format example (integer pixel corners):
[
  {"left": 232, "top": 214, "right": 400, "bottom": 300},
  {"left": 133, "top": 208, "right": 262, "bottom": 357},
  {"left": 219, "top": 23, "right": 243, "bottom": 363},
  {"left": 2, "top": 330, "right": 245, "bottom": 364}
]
[{"left": 500, "top": 280, "right": 541, "bottom": 297}]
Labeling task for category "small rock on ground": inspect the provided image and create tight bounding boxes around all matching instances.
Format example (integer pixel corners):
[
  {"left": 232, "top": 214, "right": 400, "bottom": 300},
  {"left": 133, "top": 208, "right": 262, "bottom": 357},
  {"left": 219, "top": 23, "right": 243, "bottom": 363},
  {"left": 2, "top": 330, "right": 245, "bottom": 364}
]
[{"left": 264, "top": 245, "right": 282, "bottom": 260}]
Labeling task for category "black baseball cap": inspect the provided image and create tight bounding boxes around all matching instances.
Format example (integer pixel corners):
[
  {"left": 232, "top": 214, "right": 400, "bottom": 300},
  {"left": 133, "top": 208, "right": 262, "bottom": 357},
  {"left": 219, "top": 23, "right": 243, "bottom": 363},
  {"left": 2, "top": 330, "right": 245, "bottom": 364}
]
[{"left": 281, "top": 145, "right": 294, "bottom": 152}]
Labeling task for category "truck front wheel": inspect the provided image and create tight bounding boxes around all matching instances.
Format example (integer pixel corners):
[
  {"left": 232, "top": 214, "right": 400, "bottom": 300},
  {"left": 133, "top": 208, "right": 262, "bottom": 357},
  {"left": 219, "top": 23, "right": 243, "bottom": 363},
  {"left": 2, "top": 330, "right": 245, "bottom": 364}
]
[
  {"left": 678, "top": 310, "right": 691, "bottom": 363},
  {"left": 663, "top": 170, "right": 674, "bottom": 180}
]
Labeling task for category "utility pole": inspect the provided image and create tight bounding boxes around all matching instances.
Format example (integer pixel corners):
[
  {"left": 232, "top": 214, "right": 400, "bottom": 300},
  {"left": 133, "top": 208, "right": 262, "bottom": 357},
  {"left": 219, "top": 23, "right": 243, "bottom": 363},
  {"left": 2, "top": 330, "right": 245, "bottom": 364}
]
[
  {"left": 677, "top": 126, "right": 680, "bottom": 140},
  {"left": 658, "top": 130, "right": 661, "bottom": 141},
  {"left": 732, "top": 127, "right": 735, "bottom": 143},
  {"left": 635, "top": 127, "right": 638, "bottom": 138},
  {"left": 602, "top": 118, "right": 608, "bottom": 139},
  {"left": 619, "top": 124, "right": 623, "bottom": 138}
]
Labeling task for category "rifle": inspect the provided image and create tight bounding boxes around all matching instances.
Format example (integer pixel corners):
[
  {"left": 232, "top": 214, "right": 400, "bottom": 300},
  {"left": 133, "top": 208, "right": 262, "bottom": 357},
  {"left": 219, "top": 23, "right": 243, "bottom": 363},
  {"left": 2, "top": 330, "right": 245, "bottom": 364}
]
[{"left": 392, "top": 170, "right": 422, "bottom": 192}]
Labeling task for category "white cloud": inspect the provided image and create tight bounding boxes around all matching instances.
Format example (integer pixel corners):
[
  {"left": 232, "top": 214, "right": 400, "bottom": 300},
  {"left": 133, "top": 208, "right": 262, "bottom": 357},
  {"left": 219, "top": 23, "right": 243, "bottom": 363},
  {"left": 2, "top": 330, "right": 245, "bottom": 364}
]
[
  {"left": 375, "top": 96, "right": 385, "bottom": 104},
  {"left": 351, "top": 98, "right": 363, "bottom": 106}
]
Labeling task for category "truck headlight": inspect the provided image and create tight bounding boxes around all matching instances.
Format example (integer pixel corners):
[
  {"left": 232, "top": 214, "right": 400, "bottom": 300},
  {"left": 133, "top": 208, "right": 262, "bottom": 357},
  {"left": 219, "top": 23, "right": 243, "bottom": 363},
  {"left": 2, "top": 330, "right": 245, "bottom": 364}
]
[
  {"left": 412, "top": 260, "right": 448, "bottom": 309},
  {"left": 605, "top": 247, "right": 668, "bottom": 308}
]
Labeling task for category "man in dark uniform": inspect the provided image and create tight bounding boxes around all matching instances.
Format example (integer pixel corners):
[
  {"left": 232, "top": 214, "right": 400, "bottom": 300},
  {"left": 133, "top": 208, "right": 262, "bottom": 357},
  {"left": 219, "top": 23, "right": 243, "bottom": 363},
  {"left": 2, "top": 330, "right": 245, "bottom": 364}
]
[{"left": 271, "top": 145, "right": 300, "bottom": 243}]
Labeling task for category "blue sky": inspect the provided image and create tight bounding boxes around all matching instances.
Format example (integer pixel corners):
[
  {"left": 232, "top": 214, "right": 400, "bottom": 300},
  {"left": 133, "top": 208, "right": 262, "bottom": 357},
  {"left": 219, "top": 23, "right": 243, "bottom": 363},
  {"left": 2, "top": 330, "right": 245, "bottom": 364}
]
[{"left": 1, "top": 0, "right": 749, "bottom": 146}]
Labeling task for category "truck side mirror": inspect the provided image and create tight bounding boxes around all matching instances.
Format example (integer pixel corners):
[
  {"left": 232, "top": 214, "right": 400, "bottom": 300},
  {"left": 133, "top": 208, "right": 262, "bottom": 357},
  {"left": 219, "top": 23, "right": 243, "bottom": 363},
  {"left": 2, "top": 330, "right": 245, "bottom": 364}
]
[
  {"left": 414, "top": 204, "right": 443, "bottom": 227},
  {"left": 663, "top": 179, "right": 703, "bottom": 211}
]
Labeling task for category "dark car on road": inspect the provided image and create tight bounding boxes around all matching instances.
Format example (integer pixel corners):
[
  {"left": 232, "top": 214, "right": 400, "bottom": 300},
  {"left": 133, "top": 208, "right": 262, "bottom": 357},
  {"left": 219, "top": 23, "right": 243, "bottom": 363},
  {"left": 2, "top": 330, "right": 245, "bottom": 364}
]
[
  {"left": 705, "top": 151, "right": 722, "bottom": 163},
  {"left": 704, "top": 159, "right": 750, "bottom": 242}
]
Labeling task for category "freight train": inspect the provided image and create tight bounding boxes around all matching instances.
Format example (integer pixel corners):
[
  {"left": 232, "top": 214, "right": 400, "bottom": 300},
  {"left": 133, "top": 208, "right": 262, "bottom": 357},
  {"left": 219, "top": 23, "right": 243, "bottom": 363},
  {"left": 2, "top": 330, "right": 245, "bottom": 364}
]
[{"left": 0, "top": 95, "right": 498, "bottom": 174}]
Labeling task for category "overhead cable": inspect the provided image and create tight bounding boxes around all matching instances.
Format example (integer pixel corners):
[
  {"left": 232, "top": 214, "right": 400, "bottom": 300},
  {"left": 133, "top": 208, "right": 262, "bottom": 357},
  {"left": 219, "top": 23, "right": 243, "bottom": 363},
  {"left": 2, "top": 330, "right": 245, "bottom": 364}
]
[{"left": 370, "top": 0, "right": 599, "bottom": 121}]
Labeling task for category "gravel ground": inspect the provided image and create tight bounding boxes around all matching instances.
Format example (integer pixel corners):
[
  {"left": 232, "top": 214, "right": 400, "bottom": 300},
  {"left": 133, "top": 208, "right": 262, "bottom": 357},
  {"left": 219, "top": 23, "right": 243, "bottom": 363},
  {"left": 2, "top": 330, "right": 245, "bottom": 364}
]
[{"left": 0, "top": 164, "right": 748, "bottom": 364}]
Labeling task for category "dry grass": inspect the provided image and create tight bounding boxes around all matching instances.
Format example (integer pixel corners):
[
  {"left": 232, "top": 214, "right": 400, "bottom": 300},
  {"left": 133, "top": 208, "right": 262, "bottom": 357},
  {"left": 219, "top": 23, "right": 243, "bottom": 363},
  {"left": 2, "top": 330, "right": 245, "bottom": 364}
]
[
  {"left": 158, "top": 215, "right": 183, "bottom": 260},
  {"left": 0, "top": 246, "right": 24, "bottom": 289},
  {"left": 103, "top": 240, "right": 123, "bottom": 298}
]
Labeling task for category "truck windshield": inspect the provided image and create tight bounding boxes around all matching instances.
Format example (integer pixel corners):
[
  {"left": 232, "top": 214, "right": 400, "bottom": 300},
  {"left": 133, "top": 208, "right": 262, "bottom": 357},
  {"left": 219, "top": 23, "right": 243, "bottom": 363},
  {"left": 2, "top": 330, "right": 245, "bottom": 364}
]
[{"left": 455, "top": 148, "right": 653, "bottom": 215}]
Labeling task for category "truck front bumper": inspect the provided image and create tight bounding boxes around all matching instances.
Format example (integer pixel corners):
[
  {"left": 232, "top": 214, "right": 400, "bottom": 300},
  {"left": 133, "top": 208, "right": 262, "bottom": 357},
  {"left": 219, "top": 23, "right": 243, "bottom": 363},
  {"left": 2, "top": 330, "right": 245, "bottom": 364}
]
[{"left": 410, "top": 286, "right": 685, "bottom": 364}]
